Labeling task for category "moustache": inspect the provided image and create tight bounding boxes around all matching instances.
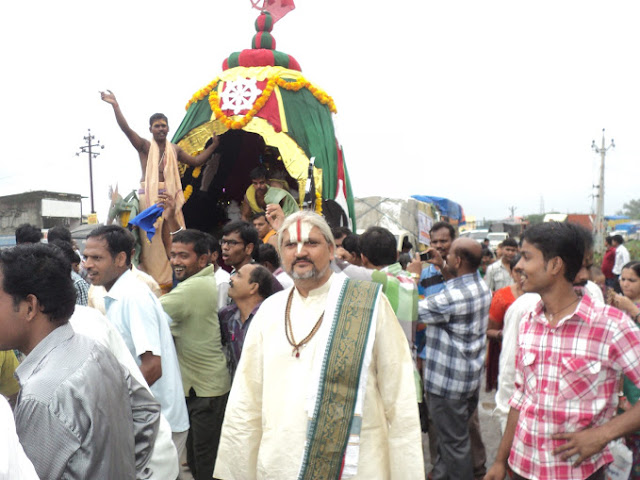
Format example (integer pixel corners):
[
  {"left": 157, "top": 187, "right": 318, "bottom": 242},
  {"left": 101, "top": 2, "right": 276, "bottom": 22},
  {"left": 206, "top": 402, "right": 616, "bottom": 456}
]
[{"left": 293, "top": 257, "right": 313, "bottom": 265}]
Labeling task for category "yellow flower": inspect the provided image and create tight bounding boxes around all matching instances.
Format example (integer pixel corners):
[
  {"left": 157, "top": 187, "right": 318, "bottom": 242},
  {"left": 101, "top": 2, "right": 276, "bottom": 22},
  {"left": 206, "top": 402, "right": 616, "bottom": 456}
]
[
  {"left": 184, "top": 185, "right": 194, "bottom": 202},
  {"left": 192, "top": 166, "right": 202, "bottom": 179}
]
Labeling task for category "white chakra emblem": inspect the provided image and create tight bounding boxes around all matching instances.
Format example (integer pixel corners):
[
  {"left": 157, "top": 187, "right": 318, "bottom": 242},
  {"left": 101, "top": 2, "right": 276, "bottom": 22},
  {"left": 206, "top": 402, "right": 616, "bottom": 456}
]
[{"left": 220, "top": 78, "right": 262, "bottom": 115}]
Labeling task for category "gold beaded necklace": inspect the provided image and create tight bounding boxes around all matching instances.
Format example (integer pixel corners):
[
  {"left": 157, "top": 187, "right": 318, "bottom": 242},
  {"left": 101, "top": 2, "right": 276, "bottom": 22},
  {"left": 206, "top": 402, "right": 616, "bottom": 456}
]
[{"left": 284, "top": 288, "right": 325, "bottom": 358}]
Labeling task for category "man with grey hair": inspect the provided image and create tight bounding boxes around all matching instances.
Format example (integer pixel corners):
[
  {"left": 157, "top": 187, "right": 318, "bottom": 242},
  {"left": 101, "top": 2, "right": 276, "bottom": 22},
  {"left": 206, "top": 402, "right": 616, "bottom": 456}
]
[{"left": 214, "top": 211, "right": 424, "bottom": 479}]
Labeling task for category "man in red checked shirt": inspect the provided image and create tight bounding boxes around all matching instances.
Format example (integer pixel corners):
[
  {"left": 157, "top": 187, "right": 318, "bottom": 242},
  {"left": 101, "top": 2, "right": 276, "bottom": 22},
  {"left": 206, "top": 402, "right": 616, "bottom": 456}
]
[{"left": 485, "top": 222, "right": 640, "bottom": 480}]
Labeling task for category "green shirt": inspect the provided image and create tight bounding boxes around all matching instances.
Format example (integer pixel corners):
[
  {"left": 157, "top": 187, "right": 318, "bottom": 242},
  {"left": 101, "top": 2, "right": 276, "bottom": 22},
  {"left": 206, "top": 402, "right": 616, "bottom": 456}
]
[
  {"left": 371, "top": 262, "right": 418, "bottom": 324},
  {"left": 160, "top": 265, "right": 230, "bottom": 397}
]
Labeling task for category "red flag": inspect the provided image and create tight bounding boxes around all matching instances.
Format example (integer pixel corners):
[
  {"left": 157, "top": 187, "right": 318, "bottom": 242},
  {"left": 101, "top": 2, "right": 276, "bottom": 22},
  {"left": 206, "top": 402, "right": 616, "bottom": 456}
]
[{"left": 253, "top": 0, "right": 295, "bottom": 23}]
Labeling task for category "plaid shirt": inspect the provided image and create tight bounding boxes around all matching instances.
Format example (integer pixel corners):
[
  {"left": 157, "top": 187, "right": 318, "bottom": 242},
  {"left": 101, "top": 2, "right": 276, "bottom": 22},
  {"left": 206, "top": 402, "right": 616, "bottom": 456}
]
[
  {"left": 419, "top": 271, "right": 491, "bottom": 399},
  {"left": 484, "top": 260, "right": 514, "bottom": 292},
  {"left": 509, "top": 293, "right": 640, "bottom": 480},
  {"left": 72, "top": 271, "right": 89, "bottom": 306},
  {"left": 218, "top": 302, "right": 262, "bottom": 378}
]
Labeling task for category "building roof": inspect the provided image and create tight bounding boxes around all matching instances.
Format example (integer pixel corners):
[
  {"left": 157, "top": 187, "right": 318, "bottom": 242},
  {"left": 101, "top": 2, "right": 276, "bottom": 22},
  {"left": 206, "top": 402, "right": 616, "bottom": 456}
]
[{"left": 0, "top": 191, "right": 82, "bottom": 202}]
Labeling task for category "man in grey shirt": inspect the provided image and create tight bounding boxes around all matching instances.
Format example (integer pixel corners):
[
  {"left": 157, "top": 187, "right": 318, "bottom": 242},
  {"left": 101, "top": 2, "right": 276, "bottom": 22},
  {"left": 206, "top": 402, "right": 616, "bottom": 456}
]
[{"left": 0, "top": 244, "right": 161, "bottom": 479}]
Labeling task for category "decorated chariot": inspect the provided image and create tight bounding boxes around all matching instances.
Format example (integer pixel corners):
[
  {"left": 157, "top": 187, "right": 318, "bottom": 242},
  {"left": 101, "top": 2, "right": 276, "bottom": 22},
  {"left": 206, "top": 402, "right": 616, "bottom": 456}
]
[{"left": 172, "top": 9, "right": 355, "bottom": 232}]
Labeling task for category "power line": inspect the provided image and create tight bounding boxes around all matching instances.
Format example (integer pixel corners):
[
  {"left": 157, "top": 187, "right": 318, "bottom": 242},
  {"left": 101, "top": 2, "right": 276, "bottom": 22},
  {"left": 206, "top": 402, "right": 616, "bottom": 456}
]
[{"left": 76, "top": 129, "right": 104, "bottom": 214}]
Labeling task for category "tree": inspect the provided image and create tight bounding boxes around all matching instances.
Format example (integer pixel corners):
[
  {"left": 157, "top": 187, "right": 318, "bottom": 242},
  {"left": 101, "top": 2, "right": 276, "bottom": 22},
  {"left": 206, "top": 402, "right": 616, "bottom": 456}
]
[
  {"left": 524, "top": 214, "right": 545, "bottom": 225},
  {"left": 617, "top": 198, "right": 640, "bottom": 219}
]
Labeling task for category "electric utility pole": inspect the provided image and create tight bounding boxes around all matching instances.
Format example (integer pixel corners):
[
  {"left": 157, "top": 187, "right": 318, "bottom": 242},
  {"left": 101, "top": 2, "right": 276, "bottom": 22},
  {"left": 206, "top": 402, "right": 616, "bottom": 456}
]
[
  {"left": 591, "top": 128, "right": 614, "bottom": 255},
  {"left": 76, "top": 129, "right": 104, "bottom": 216}
]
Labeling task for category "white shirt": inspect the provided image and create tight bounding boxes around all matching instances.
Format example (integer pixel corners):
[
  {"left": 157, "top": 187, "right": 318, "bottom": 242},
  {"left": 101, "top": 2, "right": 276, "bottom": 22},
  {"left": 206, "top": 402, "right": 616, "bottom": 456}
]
[
  {"left": 274, "top": 269, "right": 294, "bottom": 289},
  {"left": 613, "top": 244, "right": 631, "bottom": 275},
  {"left": 0, "top": 396, "right": 39, "bottom": 480},
  {"left": 104, "top": 269, "right": 189, "bottom": 433},
  {"left": 484, "top": 260, "right": 514, "bottom": 292},
  {"left": 89, "top": 264, "right": 161, "bottom": 315},
  {"left": 215, "top": 267, "right": 231, "bottom": 312}
]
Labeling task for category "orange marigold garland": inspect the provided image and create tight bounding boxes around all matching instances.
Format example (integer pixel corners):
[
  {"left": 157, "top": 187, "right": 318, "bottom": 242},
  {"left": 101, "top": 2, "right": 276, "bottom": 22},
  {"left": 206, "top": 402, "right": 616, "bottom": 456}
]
[
  {"left": 182, "top": 165, "right": 201, "bottom": 203},
  {"left": 184, "top": 185, "right": 194, "bottom": 202},
  {"left": 184, "top": 76, "right": 337, "bottom": 131}
]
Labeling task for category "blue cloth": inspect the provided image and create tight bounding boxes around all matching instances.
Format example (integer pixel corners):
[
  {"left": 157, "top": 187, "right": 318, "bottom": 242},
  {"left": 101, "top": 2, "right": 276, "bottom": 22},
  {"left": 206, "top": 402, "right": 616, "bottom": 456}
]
[
  {"left": 104, "top": 269, "right": 189, "bottom": 433},
  {"left": 417, "top": 264, "right": 446, "bottom": 359},
  {"left": 128, "top": 204, "right": 164, "bottom": 241},
  {"left": 418, "top": 264, "right": 446, "bottom": 297},
  {"left": 411, "top": 195, "right": 464, "bottom": 222},
  {"left": 419, "top": 271, "right": 491, "bottom": 399}
]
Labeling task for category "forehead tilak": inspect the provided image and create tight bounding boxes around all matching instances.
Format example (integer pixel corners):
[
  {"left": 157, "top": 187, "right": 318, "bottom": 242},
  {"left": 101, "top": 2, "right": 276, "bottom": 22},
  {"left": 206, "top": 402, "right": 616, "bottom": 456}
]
[{"left": 287, "top": 218, "right": 313, "bottom": 253}]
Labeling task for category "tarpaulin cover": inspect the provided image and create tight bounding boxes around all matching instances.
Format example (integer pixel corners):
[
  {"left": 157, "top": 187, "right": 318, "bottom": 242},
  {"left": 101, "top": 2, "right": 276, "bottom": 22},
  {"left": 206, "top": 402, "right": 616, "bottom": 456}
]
[{"left": 411, "top": 195, "right": 464, "bottom": 221}]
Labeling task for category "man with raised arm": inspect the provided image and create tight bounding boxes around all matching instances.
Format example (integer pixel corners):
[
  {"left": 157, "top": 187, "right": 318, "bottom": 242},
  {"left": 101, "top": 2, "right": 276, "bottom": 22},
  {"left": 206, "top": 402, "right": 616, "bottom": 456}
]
[{"left": 101, "top": 90, "right": 219, "bottom": 289}]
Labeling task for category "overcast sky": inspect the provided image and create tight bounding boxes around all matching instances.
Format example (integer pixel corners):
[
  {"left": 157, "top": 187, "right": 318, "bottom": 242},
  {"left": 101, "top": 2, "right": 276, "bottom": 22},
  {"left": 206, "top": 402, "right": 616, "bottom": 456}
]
[{"left": 1, "top": 1, "right": 638, "bottom": 223}]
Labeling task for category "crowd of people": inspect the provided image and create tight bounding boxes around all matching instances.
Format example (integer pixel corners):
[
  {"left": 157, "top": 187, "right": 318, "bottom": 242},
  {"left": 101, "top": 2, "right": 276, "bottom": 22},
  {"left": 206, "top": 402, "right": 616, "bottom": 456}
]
[
  {"left": 2, "top": 100, "right": 640, "bottom": 480},
  {"left": 4, "top": 211, "right": 640, "bottom": 480}
]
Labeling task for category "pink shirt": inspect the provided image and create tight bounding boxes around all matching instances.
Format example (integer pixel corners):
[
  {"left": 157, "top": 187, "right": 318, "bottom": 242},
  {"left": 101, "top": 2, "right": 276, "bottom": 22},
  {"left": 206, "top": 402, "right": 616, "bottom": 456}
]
[{"left": 509, "top": 293, "right": 640, "bottom": 479}]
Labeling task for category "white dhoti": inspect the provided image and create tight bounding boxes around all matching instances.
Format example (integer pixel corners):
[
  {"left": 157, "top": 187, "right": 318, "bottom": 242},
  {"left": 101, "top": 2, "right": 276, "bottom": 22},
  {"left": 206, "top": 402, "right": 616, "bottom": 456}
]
[{"left": 213, "top": 273, "right": 425, "bottom": 480}]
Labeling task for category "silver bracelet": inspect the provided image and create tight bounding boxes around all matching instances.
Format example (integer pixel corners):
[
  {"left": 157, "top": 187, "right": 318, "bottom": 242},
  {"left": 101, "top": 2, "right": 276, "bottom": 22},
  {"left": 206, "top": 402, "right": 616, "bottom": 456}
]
[{"left": 170, "top": 226, "right": 184, "bottom": 235}]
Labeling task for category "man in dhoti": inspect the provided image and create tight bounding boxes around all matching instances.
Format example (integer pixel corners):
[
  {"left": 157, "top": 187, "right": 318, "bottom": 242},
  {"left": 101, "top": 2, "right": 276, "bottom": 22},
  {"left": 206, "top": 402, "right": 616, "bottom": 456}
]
[
  {"left": 101, "top": 90, "right": 219, "bottom": 290},
  {"left": 241, "top": 165, "right": 299, "bottom": 221},
  {"left": 214, "top": 211, "right": 424, "bottom": 479}
]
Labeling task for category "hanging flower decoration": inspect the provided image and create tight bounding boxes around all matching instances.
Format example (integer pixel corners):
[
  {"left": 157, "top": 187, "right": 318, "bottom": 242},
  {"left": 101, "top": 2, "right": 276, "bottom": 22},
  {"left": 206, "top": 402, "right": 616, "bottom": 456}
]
[
  {"left": 184, "top": 184, "right": 194, "bottom": 202},
  {"left": 184, "top": 75, "right": 337, "bottom": 130},
  {"left": 181, "top": 164, "right": 202, "bottom": 202}
]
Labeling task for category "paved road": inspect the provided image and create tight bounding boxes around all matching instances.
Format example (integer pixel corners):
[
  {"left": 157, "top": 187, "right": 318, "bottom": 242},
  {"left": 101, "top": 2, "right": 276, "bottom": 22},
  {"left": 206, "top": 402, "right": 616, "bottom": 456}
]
[{"left": 422, "top": 383, "right": 503, "bottom": 479}]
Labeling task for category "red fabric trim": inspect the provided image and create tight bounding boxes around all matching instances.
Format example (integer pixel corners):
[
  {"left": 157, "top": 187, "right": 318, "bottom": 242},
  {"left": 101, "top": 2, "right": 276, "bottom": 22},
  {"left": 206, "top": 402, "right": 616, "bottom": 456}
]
[
  {"left": 254, "top": 32, "right": 275, "bottom": 49},
  {"left": 287, "top": 56, "right": 301, "bottom": 71},
  {"left": 237, "top": 50, "right": 275, "bottom": 68},
  {"left": 335, "top": 140, "right": 346, "bottom": 198},
  {"left": 255, "top": 87, "right": 282, "bottom": 132},
  {"left": 254, "top": 32, "right": 263, "bottom": 48},
  {"left": 256, "top": 14, "right": 267, "bottom": 31}
]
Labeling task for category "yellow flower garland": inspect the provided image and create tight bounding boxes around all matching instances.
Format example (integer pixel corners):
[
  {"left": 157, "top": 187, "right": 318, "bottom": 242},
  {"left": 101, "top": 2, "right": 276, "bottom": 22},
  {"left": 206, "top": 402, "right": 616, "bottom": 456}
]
[
  {"left": 181, "top": 166, "right": 201, "bottom": 203},
  {"left": 184, "top": 75, "right": 337, "bottom": 130},
  {"left": 184, "top": 184, "right": 194, "bottom": 202}
]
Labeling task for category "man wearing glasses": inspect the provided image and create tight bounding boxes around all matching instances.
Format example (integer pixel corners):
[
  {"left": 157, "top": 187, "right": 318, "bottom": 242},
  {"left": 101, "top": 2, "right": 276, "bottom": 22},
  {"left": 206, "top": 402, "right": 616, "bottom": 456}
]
[
  {"left": 220, "top": 220, "right": 283, "bottom": 300},
  {"left": 220, "top": 221, "right": 259, "bottom": 273}
]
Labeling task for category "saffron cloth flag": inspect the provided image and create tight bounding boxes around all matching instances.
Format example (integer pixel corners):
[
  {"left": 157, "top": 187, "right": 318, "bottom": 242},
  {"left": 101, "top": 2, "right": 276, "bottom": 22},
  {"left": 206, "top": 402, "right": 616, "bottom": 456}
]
[{"left": 252, "top": 0, "right": 295, "bottom": 23}]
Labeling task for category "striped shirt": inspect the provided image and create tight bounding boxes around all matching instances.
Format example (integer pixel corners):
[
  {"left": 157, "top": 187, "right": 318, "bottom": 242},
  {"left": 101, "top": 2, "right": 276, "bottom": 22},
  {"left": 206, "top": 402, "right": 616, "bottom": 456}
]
[
  {"left": 14, "top": 323, "right": 160, "bottom": 479},
  {"left": 419, "top": 271, "right": 491, "bottom": 398}
]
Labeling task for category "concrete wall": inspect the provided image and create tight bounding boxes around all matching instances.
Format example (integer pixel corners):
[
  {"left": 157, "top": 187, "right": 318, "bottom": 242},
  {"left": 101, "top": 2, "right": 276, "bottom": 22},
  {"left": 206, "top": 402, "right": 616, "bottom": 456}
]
[{"left": 0, "top": 192, "right": 82, "bottom": 236}]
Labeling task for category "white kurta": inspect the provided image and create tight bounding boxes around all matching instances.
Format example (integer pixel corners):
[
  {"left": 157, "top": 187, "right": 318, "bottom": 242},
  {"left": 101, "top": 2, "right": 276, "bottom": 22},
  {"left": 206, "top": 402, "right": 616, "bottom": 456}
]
[{"left": 214, "top": 273, "right": 425, "bottom": 480}]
